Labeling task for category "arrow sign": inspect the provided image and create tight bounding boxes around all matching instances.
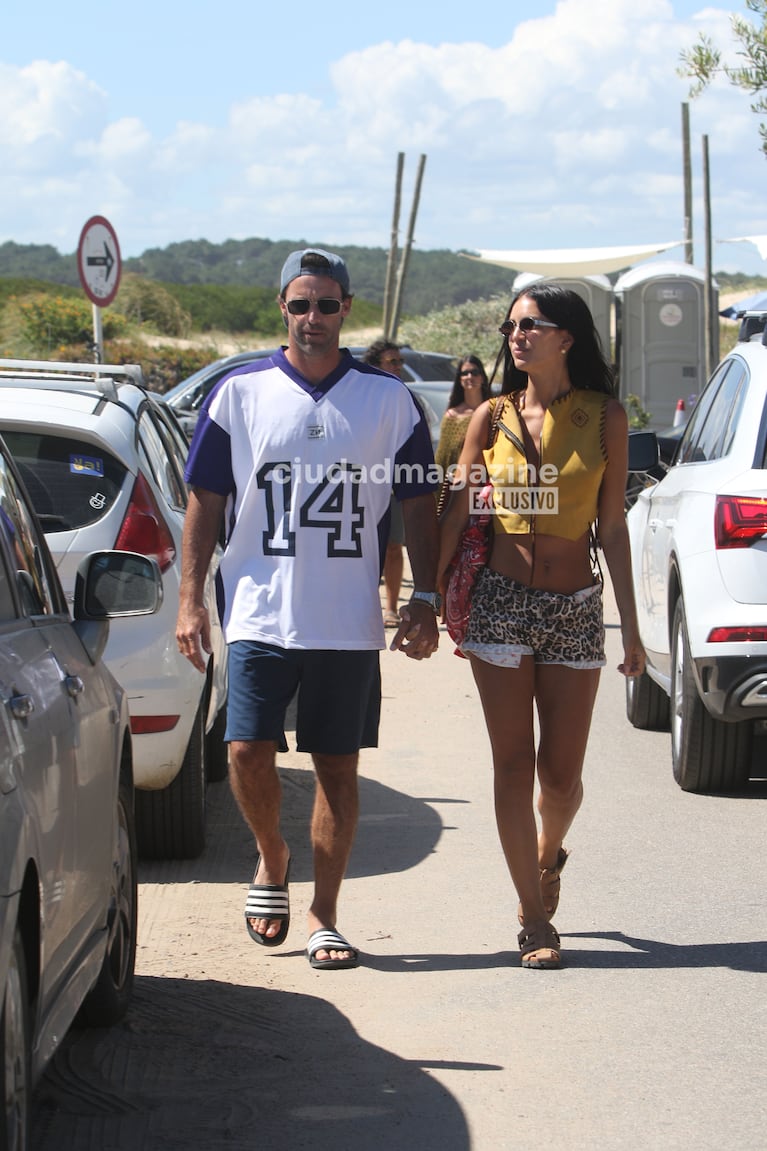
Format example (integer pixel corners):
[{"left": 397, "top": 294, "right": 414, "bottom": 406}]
[{"left": 77, "top": 216, "right": 122, "bottom": 307}]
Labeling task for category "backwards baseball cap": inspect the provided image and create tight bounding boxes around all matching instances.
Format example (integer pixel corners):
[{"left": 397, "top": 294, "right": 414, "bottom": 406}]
[{"left": 279, "top": 247, "right": 350, "bottom": 295}]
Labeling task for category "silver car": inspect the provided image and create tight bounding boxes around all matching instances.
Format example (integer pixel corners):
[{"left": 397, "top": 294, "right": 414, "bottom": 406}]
[{"left": 0, "top": 433, "right": 162, "bottom": 1148}]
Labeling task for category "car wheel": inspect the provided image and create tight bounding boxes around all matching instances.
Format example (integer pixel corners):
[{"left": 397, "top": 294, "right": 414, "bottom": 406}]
[
  {"left": 205, "top": 702, "right": 229, "bottom": 784},
  {"left": 79, "top": 771, "right": 137, "bottom": 1026},
  {"left": 670, "top": 599, "right": 753, "bottom": 793},
  {"left": 135, "top": 702, "right": 206, "bottom": 860},
  {"left": 625, "top": 668, "right": 670, "bottom": 731},
  {"left": 1, "top": 929, "right": 30, "bottom": 1151}
]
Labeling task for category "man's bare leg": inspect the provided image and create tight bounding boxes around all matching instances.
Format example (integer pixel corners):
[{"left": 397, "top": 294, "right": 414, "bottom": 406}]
[
  {"left": 307, "top": 752, "right": 360, "bottom": 963},
  {"left": 229, "top": 739, "right": 290, "bottom": 939}
]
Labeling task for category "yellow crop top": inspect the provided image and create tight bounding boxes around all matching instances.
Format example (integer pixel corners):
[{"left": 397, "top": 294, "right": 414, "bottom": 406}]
[{"left": 484, "top": 389, "right": 608, "bottom": 541}]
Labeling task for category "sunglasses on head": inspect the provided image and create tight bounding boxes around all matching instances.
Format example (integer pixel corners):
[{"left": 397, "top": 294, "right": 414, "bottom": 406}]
[
  {"left": 499, "top": 317, "right": 560, "bottom": 336},
  {"left": 286, "top": 297, "right": 344, "bottom": 315}
]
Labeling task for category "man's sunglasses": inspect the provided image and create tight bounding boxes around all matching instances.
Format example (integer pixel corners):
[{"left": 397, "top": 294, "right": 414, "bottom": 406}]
[
  {"left": 286, "top": 297, "right": 344, "bottom": 315},
  {"left": 499, "top": 317, "right": 560, "bottom": 336}
]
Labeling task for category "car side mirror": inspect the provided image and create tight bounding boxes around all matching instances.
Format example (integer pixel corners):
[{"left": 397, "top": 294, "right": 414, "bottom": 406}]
[
  {"left": 74, "top": 551, "right": 163, "bottom": 619},
  {"left": 628, "top": 430, "right": 659, "bottom": 474}
]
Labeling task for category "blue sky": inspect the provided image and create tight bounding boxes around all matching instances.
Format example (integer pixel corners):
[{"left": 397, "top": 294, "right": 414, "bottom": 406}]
[{"left": 3, "top": 0, "right": 765, "bottom": 274}]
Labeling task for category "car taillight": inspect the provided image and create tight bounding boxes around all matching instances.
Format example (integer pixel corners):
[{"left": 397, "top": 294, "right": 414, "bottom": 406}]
[
  {"left": 714, "top": 494, "right": 767, "bottom": 549},
  {"left": 130, "top": 715, "right": 180, "bottom": 734},
  {"left": 708, "top": 625, "right": 767, "bottom": 642},
  {"left": 115, "top": 473, "right": 176, "bottom": 572}
]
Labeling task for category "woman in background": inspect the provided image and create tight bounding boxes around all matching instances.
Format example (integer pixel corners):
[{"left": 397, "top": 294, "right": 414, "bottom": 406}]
[{"left": 434, "top": 354, "right": 491, "bottom": 482}]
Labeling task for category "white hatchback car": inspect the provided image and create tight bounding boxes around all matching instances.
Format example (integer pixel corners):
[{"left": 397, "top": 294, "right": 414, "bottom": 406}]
[
  {"left": 0, "top": 359, "right": 228, "bottom": 858},
  {"left": 626, "top": 316, "right": 767, "bottom": 792}
]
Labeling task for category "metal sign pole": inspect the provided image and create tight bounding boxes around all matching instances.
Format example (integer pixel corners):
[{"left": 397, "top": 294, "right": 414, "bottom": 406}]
[{"left": 91, "top": 303, "right": 103, "bottom": 364}]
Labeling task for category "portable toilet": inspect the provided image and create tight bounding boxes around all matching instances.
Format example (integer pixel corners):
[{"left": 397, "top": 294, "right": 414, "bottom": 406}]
[
  {"left": 614, "top": 261, "right": 717, "bottom": 430},
  {"left": 513, "top": 272, "right": 613, "bottom": 360}
]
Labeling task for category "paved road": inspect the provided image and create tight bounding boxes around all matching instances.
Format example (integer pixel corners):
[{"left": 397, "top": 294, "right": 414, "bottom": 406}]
[{"left": 31, "top": 580, "right": 767, "bottom": 1150}]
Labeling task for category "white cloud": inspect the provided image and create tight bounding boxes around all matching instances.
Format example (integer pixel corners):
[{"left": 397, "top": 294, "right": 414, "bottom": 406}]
[{"left": 1, "top": 0, "right": 765, "bottom": 272}]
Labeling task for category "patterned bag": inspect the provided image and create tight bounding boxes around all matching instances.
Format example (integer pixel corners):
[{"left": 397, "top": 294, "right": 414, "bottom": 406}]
[
  {"left": 443, "top": 397, "right": 506, "bottom": 653},
  {"left": 444, "top": 484, "right": 494, "bottom": 651}
]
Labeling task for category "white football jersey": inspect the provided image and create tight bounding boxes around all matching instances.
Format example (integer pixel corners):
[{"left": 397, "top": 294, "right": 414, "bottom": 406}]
[{"left": 185, "top": 348, "right": 437, "bottom": 650}]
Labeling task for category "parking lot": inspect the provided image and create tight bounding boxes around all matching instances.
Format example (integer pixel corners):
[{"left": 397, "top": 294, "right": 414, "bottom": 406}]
[{"left": 30, "top": 578, "right": 767, "bottom": 1151}]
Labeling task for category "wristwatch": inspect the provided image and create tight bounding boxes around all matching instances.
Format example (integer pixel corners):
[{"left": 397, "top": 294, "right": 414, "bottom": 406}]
[{"left": 410, "top": 590, "right": 443, "bottom": 613}]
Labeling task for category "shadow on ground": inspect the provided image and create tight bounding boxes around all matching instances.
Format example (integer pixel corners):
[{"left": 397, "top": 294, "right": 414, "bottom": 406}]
[
  {"left": 138, "top": 763, "right": 449, "bottom": 886},
  {"left": 31, "top": 975, "right": 472, "bottom": 1151}
]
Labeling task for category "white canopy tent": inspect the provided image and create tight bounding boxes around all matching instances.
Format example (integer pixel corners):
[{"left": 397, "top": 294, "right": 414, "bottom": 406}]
[
  {"left": 720, "top": 234, "right": 767, "bottom": 260},
  {"left": 462, "top": 240, "right": 682, "bottom": 277}
]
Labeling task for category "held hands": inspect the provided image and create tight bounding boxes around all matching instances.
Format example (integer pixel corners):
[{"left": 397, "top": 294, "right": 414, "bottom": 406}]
[{"left": 389, "top": 601, "right": 440, "bottom": 660}]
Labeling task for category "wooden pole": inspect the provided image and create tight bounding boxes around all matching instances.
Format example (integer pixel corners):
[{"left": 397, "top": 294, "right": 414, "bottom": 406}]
[
  {"left": 682, "top": 103, "right": 694, "bottom": 265},
  {"left": 382, "top": 153, "right": 404, "bottom": 339},
  {"left": 702, "top": 134, "right": 715, "bottom": 378},
  {"left": 390, "top": 153, "right": 427, "bottom": 342}
]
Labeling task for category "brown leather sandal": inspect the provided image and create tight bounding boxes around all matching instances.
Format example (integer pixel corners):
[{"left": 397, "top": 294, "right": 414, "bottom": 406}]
[
  {"left": 517, "top": 847, "right": 569, "bottom": 926},
  {"left": 518, "top": 921, "right": 561, "bottom": 969}
]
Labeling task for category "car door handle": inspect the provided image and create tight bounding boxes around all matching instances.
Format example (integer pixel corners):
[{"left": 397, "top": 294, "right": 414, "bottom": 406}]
[
  {"left": 8, "top": 693, "right": 35, "bottom": 720},
  {"left": 64, "top": 675, "right": 85, "bottom": 699}
]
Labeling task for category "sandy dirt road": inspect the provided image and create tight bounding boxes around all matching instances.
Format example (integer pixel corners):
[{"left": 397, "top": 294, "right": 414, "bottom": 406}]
[{"left": 30, "top": 577, "right": 767, "bottom": 1150}]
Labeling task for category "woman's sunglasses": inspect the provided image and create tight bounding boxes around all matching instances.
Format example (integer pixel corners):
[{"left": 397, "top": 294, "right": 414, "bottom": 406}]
[
  {"left": 499, "top": 317, "right": 560, "bottom": 336},
  {"left": 286, "top": 297, "right": 344, "bottom": 315}
]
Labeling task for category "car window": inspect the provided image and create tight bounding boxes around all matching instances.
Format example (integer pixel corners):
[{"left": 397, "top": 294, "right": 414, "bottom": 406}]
[
  {"left": 676, "top": 361, "right": 728, "bottom": 464},
  {"left": 683, "top": 359, "right": 746, "bottom": 463},
  {"left": 156, "top": 403, "right": 192, "bottom": 463},
  {"left": 0, "top": 449, "right": 58, "bottom": 615},
  {"left": 2, "top": 430, "right": 126, "bottom": 532},
  {"left": 0, "top": 535, "right": 17, "bottom": 619},
  {"left": 401, "top": 351, "right": 457, "bottom": 382},
  {"left": 138, "top": 409, "right": 187, "bottom": 510},
  {"left": 716, "top": 361, "right": 748, "bottom": 458}
]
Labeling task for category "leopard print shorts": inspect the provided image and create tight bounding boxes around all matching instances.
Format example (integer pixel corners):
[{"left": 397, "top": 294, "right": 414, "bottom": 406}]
[{"left": 462, "top": 567, "right": 606, "bottom": 669}]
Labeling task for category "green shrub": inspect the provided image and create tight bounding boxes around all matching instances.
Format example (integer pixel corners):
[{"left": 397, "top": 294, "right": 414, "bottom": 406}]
[
  {"left": 399, "top": 294, "right": 510, "bottom": 376},
  {"left": 624, "top": 394, "right": 651, "bottom": 429},
  {"left": 114, "top": 275, "right": 192, "bottom": 337},
  {"left": 96, "top": 338, "right": 219, "bottom": 394},
  {"left": 12, "top": 292, "right": 127, "bottom": 355}
]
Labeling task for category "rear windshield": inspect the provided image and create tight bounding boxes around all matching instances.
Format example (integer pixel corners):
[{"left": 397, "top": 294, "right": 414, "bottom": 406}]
[
  {"left": 402, "top": 351, "right": 457, "bottom": 381},
  {"left": 3, "top": 431, "right": 126, "bottom": 532}
]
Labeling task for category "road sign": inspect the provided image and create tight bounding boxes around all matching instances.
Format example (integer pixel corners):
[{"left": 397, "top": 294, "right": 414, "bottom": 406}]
[{"left": 77, "top": 215, "right": 122, "bottom": 307}]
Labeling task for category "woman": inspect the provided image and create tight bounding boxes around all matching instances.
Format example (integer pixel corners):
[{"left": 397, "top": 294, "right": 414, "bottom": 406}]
[
  {"left": 438, "top": 284, "right": 645, "bottom": 970},
  {"left": 434, "top": 355, "right": 491, "bottom": 480}
]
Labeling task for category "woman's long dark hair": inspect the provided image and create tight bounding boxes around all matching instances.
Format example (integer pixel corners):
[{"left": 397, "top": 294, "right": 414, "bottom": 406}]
[
  {"left": 447, "top": 354, "right": 491, "bottom": 409},
  {"left": 496, "top": 283, "right": 615, "bottom": 397}
]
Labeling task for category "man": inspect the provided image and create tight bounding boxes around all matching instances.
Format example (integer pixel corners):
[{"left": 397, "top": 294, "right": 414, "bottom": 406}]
[
  {"left": 362, "top": 339, "right": 407, "bottom": 629},
  {"left": 176, "top": 248, "right": 440, "bottom": 970}
]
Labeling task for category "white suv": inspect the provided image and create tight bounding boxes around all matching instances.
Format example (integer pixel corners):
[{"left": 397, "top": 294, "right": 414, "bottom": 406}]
[
  {"left": 626, "top": 315, "right": 767, "bottom": 792},
  {"left": 0, "top": 359, "right": 228, "bottom": 857}
]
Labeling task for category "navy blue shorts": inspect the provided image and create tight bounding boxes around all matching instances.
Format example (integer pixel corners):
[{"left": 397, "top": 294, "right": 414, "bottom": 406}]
[{"left": 225, "top": 641, "right": 381, "bottom": 755}]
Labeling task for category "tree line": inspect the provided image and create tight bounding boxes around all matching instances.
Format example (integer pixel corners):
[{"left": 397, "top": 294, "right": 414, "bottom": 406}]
[{"left": 0, "top": 237, "right": 516, "bottom": 317}]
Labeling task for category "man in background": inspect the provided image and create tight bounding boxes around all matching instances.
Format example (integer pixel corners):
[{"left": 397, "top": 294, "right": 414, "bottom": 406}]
[{"left": 362, "top": 339, "right": 408, "bottom": 628}]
